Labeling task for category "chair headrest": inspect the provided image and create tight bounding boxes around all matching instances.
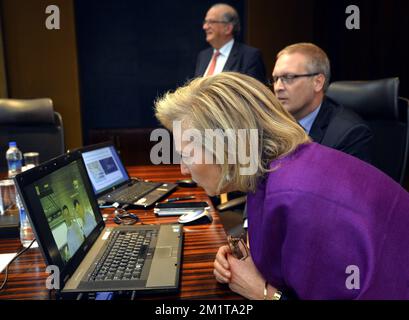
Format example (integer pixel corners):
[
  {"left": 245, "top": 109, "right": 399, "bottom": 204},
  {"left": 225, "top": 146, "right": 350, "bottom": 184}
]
[
  {"left": 326, "top": 78, "right": 399, "bottom": 120},
  {"left": 0, "top": 98, "right": 55, "bottom": 125}
]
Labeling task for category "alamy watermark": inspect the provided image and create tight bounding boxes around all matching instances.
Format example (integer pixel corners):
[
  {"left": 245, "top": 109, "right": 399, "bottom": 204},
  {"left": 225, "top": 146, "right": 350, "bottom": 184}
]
[
  {"left": 345, "top": 265, "right": 360, "bottom": 290},
  {"left": 346, "top": 5, "right": 360, "bottom": 30},
  {"left": 45, "top": 5, "right": 60, "bottom": 30},
  {"left": 46, "top": 265, "right": 60, "bottom": 290},
  {"left": 150, "top": 121, "right": 259, "bottom": 175}
]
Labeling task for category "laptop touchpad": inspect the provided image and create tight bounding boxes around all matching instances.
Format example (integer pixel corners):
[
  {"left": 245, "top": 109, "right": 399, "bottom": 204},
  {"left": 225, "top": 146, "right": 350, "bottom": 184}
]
[{"left": 155, "top": 246, "right": 172, "bottom": 258}]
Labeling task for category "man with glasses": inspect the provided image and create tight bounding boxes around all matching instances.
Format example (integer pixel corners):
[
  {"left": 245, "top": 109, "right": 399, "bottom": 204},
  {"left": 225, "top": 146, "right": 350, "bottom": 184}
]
[
  {"left": 194, "top": 3, "right": 266, "bottom": 83},
  {"left": 272, "top": 42, "right": 372, "bottom": 163}
]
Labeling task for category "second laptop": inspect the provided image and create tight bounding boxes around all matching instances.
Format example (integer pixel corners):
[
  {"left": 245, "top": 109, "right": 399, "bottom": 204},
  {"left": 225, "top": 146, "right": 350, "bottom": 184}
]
[{"left": 76, "top": 142, "right": 177, "bottom": 207}]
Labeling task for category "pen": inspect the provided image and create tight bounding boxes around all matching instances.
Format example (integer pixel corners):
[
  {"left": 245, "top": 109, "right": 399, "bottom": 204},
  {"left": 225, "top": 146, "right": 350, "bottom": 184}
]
[{"left": 165, "top": 196, "right": 196, "bottom": 202}]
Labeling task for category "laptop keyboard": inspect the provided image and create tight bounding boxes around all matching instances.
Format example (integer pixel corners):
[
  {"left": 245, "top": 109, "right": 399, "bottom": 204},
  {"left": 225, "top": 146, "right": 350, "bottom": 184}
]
[
  {"left": 88, "top": 230, "right": 157, "bottom": 282},
  {"left": 114, "top": 182, "right": 159, "bottom": 203}
]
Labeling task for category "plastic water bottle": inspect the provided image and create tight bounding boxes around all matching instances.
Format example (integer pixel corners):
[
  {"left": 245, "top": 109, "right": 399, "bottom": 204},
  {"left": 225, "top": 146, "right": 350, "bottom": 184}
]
[
  {"left": 16, "top": 192, "right": 38, "bottom": 248},
  {"left": 6, "top": 141, "right": 23, "bottom": 178}
]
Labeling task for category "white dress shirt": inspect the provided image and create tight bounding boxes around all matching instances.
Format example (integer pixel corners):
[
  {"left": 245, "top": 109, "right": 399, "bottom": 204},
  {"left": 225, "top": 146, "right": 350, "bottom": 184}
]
[{"left": 204, "top": 39, "right": 235, "bottom": 76}]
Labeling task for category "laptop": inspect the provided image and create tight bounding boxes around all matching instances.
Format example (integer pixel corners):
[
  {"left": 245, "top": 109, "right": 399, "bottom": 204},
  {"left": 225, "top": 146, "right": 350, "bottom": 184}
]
[
  {"left": 76, "top": 142, "right": 177, "bottom": 208},
  {"left": 14, "top": 151, "right": 183, "bottom": 295}
]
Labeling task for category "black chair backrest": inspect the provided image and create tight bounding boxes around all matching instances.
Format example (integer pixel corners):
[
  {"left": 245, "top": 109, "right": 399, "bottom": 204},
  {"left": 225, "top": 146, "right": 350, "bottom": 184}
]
[
  {"left": 326, "top": 78, "right": 409, "bottom": 185},
  {"left": 0, "top": 98, "right": 65, "bottom": 171}
]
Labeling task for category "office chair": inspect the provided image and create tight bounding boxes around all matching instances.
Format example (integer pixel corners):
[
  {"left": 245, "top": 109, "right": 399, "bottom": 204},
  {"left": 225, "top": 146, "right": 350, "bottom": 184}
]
[
  {"left": 210, "top": 191, "right": 247, "bottom": 237},
  {"left": 0, "top": 98, "right": 65, "bottom": 171},
  {"left": 326, "top": 78, "right": 409, "bottom": 185}
]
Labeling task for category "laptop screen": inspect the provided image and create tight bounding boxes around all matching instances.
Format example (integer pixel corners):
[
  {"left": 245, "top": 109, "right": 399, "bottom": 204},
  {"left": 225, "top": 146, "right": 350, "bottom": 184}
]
[
  {"left": 23, "top": 159, "right": 101, "bottom": 265},
  {"left": 81, "top": 145, "right": 129, "bottom": 195}
]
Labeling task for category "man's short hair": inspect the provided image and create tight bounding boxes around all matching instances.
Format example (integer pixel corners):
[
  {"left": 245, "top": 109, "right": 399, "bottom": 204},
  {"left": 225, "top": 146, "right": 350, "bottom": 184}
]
[
  {"left": 211, "top": 3, "right": 241, "bottom": 37},
  {"left": 277, "top": 43, "right": 331, "bottom": 90}
]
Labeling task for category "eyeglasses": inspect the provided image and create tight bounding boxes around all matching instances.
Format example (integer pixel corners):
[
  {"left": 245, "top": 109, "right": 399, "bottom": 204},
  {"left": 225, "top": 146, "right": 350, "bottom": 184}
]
[
  {"left": 270, "top": 73, "right": 320, "bottom": 86},
  {"left": 203, "top": 19, "right": 229, "bottom": 25},
  {"left": 227, "top": 234, "right": 249, "bottom": 260}
]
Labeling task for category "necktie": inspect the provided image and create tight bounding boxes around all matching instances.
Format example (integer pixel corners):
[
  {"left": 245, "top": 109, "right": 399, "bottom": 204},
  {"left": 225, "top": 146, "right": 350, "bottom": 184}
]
[{"left": 205, "top": 50, "right": 220, "bottom": 76}]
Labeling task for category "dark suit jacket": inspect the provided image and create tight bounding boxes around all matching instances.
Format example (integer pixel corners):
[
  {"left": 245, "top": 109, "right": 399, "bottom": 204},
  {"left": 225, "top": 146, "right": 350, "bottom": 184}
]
[
  {"left": 309, "top": 96, "right": 373, "bottom": 163},
  {"left": 194, "top": 41, "right": 266, "bottom": 84}
]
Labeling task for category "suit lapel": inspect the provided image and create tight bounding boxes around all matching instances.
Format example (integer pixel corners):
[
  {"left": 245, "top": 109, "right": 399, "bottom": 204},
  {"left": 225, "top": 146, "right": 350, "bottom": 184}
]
[
  {"left": 198, "top": 48, "right": 213, "bottom": 76},
  {"left": 309, "top": 97, "right": 334, "bottom": 143},
  {"left": 223, "top": 41, "right": 239, "bottom": 71}
]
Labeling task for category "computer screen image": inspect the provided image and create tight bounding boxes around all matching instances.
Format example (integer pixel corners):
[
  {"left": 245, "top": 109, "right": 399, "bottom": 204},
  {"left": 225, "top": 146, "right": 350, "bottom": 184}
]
[
  {"left": 77, "top": 142, "right": 178, "bottom": 208},
  {"left": 30, "top": 160, "right": 99, "bottom": 263},
  {"left": 81, "top": 146, "right": 129, "bottom": 194}
]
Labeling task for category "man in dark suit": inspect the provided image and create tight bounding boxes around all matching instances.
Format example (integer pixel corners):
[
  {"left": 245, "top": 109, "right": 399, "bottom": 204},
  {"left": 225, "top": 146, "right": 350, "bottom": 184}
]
[
  {"left": 240, "top": 43, "right": 373, "bottom": 231},
  {"left": 272, "top": 42, "right": 373, "bottom": 163},
  {"left": 195, "top": 3, "right": 266, "bottom": 83}
]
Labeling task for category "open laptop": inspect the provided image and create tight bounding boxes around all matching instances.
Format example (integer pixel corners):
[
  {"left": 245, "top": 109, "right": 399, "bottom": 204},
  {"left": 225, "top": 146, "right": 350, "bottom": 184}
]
[
  {"left": 14, "top": 151, "right": 183, "bottom": 295},
  {"left": 76, "top": 142, "right": 177, "bottom": 207}
]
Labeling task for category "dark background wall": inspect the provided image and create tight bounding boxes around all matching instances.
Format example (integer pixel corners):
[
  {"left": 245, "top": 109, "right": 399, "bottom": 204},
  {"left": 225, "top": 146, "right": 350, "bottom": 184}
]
[
  {"left": 248, "top": 0, "right": 409, "bottom": 97},
  {"left": 75, "top": 0, "right": 245, "bottom": 143},
  {"left": 313, "top": 0, "right": 409, "bottom": 94}
]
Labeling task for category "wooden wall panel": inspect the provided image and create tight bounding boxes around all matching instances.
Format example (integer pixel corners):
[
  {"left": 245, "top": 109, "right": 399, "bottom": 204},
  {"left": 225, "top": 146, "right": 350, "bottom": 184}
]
[
  {"left": 0, "top": 0, "right": 82, "bottom": 150},
  {"left": 246, "top": 0, "right": 314, "bottom": 80}
]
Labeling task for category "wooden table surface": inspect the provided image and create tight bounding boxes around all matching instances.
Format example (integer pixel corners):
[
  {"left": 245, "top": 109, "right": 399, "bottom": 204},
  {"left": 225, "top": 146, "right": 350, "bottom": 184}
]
[{"left": 0, "top": 165, "right": 241, "bottom": 300}]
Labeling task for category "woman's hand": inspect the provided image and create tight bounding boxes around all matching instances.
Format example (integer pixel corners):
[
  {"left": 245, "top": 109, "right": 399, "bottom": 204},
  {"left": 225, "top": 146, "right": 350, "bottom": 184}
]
[
  {"left": 214, "top": 245, "right": 278, "bottom": 299},
  {"left": 227, "top": 254, "right": 269, "bottom": 300},
  {"left": 213, "top": 245, "right": 232, "bottom": 283}
]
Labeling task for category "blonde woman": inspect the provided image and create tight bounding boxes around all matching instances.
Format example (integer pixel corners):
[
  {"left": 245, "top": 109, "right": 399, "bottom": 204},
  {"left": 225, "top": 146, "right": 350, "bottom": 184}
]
[{"left": 155, "top": 72, "right": 409, "bottom": 299}]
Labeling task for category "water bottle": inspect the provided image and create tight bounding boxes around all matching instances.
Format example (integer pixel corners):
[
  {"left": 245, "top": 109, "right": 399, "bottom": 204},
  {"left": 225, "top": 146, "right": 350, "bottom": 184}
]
[
  {"left": 6, "top": 141, "right": 23, "bottom": 178},
  {"left": 16, "top": 191, "right": 38, "bottom": 248}
]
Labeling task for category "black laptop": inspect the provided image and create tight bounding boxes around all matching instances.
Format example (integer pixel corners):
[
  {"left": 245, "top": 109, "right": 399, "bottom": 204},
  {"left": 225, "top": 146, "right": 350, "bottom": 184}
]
[
  {"left": 14, "top": 151, "right": 183, "bottom": 295},
  {"left": 77, "top": 142, "right": 177, "bottom": 207}
]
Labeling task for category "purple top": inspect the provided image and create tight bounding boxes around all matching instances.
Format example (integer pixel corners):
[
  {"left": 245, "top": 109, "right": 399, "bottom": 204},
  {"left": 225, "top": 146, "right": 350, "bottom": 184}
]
[{"left": 247, "top": 142, "right": 409, "bottom": 299}]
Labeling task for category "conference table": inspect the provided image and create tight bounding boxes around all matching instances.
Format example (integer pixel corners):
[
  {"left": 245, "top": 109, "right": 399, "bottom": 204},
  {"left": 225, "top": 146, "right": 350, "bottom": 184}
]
[{"left": 0, "top": 165, "right": 241, "bottom": 300}]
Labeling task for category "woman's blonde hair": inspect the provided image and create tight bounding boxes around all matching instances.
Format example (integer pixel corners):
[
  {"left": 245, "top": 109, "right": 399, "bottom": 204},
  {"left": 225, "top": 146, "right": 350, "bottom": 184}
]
[{"left": 155, "top": 72, "right": 310, "bottom": 193}]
